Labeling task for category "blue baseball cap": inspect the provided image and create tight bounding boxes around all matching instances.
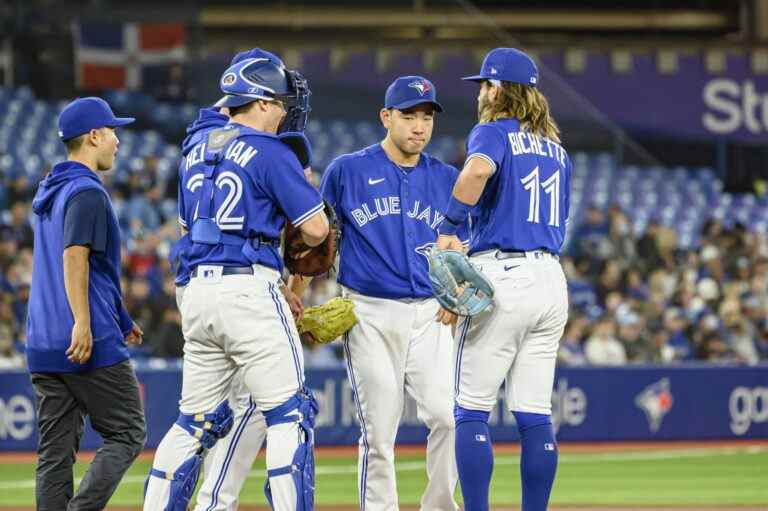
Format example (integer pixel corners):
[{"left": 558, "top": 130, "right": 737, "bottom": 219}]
[
  {"left": 58, "top": 97, "right": 135, "bottom": 141},
  {"left": 384, "top": 76, "right": 443, "bottom": 113},
  {"left": 462, "top": 48, "right": 539, "bottom": 87}
]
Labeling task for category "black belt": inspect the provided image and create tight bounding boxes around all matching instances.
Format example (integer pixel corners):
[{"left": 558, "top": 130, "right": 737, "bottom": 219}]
[
  {"left": 191, "top": 266, "right": 254, "bottom": 278},
  {"left": 494, "top": 250, "right": 559, "bottom": 261}
]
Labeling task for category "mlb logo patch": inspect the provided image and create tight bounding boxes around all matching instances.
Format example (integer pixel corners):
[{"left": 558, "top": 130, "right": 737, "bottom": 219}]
[
  {"left": 475, "top": 434, "right": 487, "bottom": 442},
  {"left": 544, "top": 443, "right": 555, "bottom": 451}
]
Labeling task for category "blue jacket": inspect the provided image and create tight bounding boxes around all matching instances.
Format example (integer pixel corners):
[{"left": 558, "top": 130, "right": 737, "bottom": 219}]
[{"left": 26, "top": 161, "right": 133, "bottom": 373}]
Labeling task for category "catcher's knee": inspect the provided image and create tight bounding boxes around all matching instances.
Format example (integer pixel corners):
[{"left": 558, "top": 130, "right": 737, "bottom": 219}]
[
  {"left": 263, "top": 388, "right": 319, "bottom": 511},
  {"left": 145, "top": 401, "right": 234, "bottom": 510}
]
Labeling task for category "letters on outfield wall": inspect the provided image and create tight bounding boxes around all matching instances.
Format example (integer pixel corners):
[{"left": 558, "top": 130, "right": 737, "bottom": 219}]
[{"left": 0, "top": 366, "right": 766, "bottom": 450}]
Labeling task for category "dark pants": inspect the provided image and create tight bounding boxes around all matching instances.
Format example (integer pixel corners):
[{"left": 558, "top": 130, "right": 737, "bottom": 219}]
[{"left": 31, "top": 359, "right": 146, "bottom": 511}]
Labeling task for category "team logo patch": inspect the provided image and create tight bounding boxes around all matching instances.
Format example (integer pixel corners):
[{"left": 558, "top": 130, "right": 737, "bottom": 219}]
[
  {"left": 635, "top": 378, "right": 674, "bottom": 433},
  {"left": 415, "top": 241, "right": 436, "bottom": 259},
  {"left": 489, "top": 66, "right": 498, "bottom": 75},
  {"left": 408, "top": 80, "right": 432, "bottom": 96},
  {"left": 222, "top": 72, "right": 237, "bottom": 86}
]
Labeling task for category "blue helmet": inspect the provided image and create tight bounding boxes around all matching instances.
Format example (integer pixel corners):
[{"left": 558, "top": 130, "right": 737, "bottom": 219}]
[{"left": 216, "top": 57, "right": 311, "bottom": 133}]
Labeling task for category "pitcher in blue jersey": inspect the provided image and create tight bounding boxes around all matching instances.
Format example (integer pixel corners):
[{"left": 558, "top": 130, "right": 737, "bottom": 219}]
[
  {"left": 436, "top": 48, "right": 571, "bottom": 511},
  {"left": 144, "top": 55, "right": 328, "bottom": 511},
  {"left": 316, "top": 76, "right": 462, "bottom": 511}
]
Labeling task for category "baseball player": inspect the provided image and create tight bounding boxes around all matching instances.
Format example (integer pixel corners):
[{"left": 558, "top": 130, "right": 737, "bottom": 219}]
[
  {"left": 314, "top": 76, "right": 462, "bottom": 511},
  {"left": 144, "top": 54, "right": 327, "bottom": 511},
  {"left": 171, "top": 48, "right": 305, "bottom": 511},
  {"left": 435, "top": 48, "right": 571, "bottom": 511}
]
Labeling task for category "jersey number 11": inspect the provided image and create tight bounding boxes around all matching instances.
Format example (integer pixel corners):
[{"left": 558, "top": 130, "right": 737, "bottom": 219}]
[{"left": 520, "top": 166, "right": 560, "bottom": 227}]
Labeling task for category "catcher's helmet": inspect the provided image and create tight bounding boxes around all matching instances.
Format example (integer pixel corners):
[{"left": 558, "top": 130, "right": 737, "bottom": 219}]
[{"left": 216, "top": 57, "right": 311, "bottom": 133}]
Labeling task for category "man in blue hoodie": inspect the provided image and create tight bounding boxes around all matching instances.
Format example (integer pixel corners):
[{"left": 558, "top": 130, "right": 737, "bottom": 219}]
[{"left": 26, "top": 97, "right": 147, "bottom": 510}]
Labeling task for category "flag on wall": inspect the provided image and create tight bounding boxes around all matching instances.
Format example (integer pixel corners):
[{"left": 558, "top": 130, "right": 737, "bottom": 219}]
[{"left": 73, "top": 22, "right": 187, "bottom": 90}]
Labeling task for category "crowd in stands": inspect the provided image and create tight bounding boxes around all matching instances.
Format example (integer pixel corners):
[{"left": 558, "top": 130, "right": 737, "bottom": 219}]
[{"left": 1, "top": 132, "right": 767, "bottom": 370}]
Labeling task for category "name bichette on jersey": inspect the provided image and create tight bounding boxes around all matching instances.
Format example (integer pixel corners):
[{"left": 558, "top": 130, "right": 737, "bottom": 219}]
[
  {"left": 184, "top": 139, "right": 259, "bottom": 171},
  {"left": 507, "top": 131, "right": 566, "bottom": 167}
]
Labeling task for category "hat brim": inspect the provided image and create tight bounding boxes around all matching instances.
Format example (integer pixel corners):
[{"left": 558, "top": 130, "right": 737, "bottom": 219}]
[
  {"left": 461, "top": 74, "right": 486, "bottom": 82},
  {"left": 388, "top": 99, "right": 443, "bottom": 113},
  {"left": 215, "top": 94, "right": 258, "bottom": 109},
  {"left": 108, "top": 117, "right": 135, "bottom": 127}
]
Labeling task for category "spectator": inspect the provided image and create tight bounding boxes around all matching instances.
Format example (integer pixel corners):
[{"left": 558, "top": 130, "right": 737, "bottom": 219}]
[
  {"left": 662, "top": 308, "right": 694, "bottom": 361},
  {"left": 616, "top": 312, "right": 650, "bottom": 363},
  {"left": 719, "top": 300, "right": 759, "bottom": 365},
  {"left": 584, "top": 317, "right": 626, "bottom": 366},
  {"left": 0, "top": 296, "right": 23, "bottom": 369},
  {"left": 558, "top": 315, "right": 588, "bottom": 366}
]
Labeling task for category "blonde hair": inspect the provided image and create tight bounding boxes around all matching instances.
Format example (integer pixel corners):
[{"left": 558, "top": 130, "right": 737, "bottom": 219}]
[{"left": 480, "top": 82, "right": 561, "bottom": 143}]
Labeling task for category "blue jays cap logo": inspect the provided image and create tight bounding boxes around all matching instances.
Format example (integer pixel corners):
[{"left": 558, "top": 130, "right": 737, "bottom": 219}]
[
  {"left": 635, "top": 378, "right": 674, "bottom": 433},
  {"left": 221, "top": 72, "right": 237, "bottom": 87},
  {"left": 408, "top": 80, "right": 432, "bottom": 96}
]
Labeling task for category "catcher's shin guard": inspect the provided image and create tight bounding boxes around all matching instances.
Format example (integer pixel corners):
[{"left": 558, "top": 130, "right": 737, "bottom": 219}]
[
  {"left": 145, "top": 401, "right": 234, "bottom": 510},
  {"left": 263, "top": 388, "right": 318, "bottom": 511}
]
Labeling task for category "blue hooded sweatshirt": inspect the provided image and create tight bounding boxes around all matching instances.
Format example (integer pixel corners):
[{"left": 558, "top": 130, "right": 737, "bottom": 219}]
[
  {"left": 171, "top": 108, "right": 229, "bottom": 286},
  {"left": 26, "top": 161, "right": 133, "bottom": 373}
]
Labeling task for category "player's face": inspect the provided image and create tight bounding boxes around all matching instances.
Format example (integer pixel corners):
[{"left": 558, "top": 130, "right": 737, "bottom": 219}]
[
  {"left": 383, "top": 105, "right": 434, "bottom": 156},
  {"left": 266, "top": 100, "right": 287, "bottom": 133},
  {"left": 95, "top": 127, "right": 119, "bottom": 171},
  {"left": 477, "top": 80, "right": 499, "bottom": 119}
]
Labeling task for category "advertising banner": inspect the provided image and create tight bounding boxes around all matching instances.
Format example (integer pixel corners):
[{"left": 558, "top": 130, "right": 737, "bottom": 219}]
[{"left": 1, "top": 365, "right": 766, "bottom": 451}]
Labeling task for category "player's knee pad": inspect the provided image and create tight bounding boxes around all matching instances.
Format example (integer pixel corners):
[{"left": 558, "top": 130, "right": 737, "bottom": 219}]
[
  {"left": 175, "top": 400, "right": 235, "bottom": 449},
  {"left": 512, "top": 411, "right": 551, "bottom": 432},
  {"left": 263, "top": 387, "right": 318, "bottom": 511},
  {"left": 454, "top": 404, "right": 490, "bottom": 426},
  {"left": 145, "top": 454, "right": 204, "bottom": 511},
  {"left": 144, "top": 401, "right": 234, "bottom": 511}
]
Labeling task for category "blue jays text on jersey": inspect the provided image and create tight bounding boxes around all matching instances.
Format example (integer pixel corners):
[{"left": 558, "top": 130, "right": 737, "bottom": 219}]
[
  {"left": 465, "top": 118, "right": 572, "bottom": 255},
  {"left": 321, "top": 143, "right": 467, "bottom": 300},
  {"left": 178, "top": 122, "right": 324, "bottom": 273}
]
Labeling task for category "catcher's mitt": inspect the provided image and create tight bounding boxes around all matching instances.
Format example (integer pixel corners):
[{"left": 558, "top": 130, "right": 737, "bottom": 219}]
[
  {"left": 428, "top": 248, "right": 494, "bottom": 316},
  {"left": 283, "top": 200, "right": 339, "bottom": 276},
  {"left": 297, "top": 297, "right": 357, "bottom": 344}
]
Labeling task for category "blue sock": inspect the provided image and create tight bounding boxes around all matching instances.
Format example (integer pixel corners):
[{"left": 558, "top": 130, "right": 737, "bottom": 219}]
[
  {"left": 454, "top": 405, "right": 493, "bottom": 511},
  {"left": 513, "top": 411, "right": 559, "bottom": 511}
]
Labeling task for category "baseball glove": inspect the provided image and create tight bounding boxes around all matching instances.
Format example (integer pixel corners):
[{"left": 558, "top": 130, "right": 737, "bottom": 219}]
[
  {"left": 297, "top": 297, "right": 357, "bottom": 344},
  {"left": 428, "top": 248, "right": 495, "bottom": 316},
  {"left": 284, "top": 200, "right": 339, "bottom": 276}
]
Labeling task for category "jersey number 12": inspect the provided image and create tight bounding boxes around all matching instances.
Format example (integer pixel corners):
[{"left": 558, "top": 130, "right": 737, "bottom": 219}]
[{"left": 520, "top": 166, "right": 560, "bottom": 227}]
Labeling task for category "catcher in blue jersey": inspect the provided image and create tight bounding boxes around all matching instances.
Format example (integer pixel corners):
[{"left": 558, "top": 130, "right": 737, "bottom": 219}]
[
  {"left": 434, "top": 48, "right": 572, "bottom": 511},
  {"left": 292, "top": 76, "right": 464, "bottom": 510},
  {"left": 145, "top": 52, "right": 327, "bottom": 511}
]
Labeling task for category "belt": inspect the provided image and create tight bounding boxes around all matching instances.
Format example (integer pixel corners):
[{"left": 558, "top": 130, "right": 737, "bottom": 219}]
[
  {"left": 494, "top": 250, "right": 559, "bottom": 261},
  {"left": 191, "top": 266, "right": 254, "bottom": 278}
]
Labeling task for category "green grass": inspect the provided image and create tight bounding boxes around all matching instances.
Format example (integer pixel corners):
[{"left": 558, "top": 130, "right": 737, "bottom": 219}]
[{"left": 0, "top": 447, "right": 766, "bottom": 507}]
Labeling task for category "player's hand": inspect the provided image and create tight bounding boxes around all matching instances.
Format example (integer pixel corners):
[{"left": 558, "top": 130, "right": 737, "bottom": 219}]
[
  {"left": 126, "top": 322, "right": 144, "bottom": 345},
  {"left": 67, "top": 320, "right": 93, "bottom": 364},
  {"left": 282, "top": 286, "right": 304, "bottom": 322},
  {"left": 436, "top": 307, "right": 458, "bottom": 326},
  {"left": 437, "top": 234, "right": 463, "bottom": 252}
]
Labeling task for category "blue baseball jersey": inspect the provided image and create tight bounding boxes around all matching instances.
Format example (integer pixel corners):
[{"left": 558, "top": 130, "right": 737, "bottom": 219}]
[
  {"left": 179, "top": 122, "right": 324, "bottom": 272},
  {"left": 321, "top": 143, "right": 466, "bottom": 299},
  {"left": 465, "top": 118, "right": 571, "bottom": 255}
]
